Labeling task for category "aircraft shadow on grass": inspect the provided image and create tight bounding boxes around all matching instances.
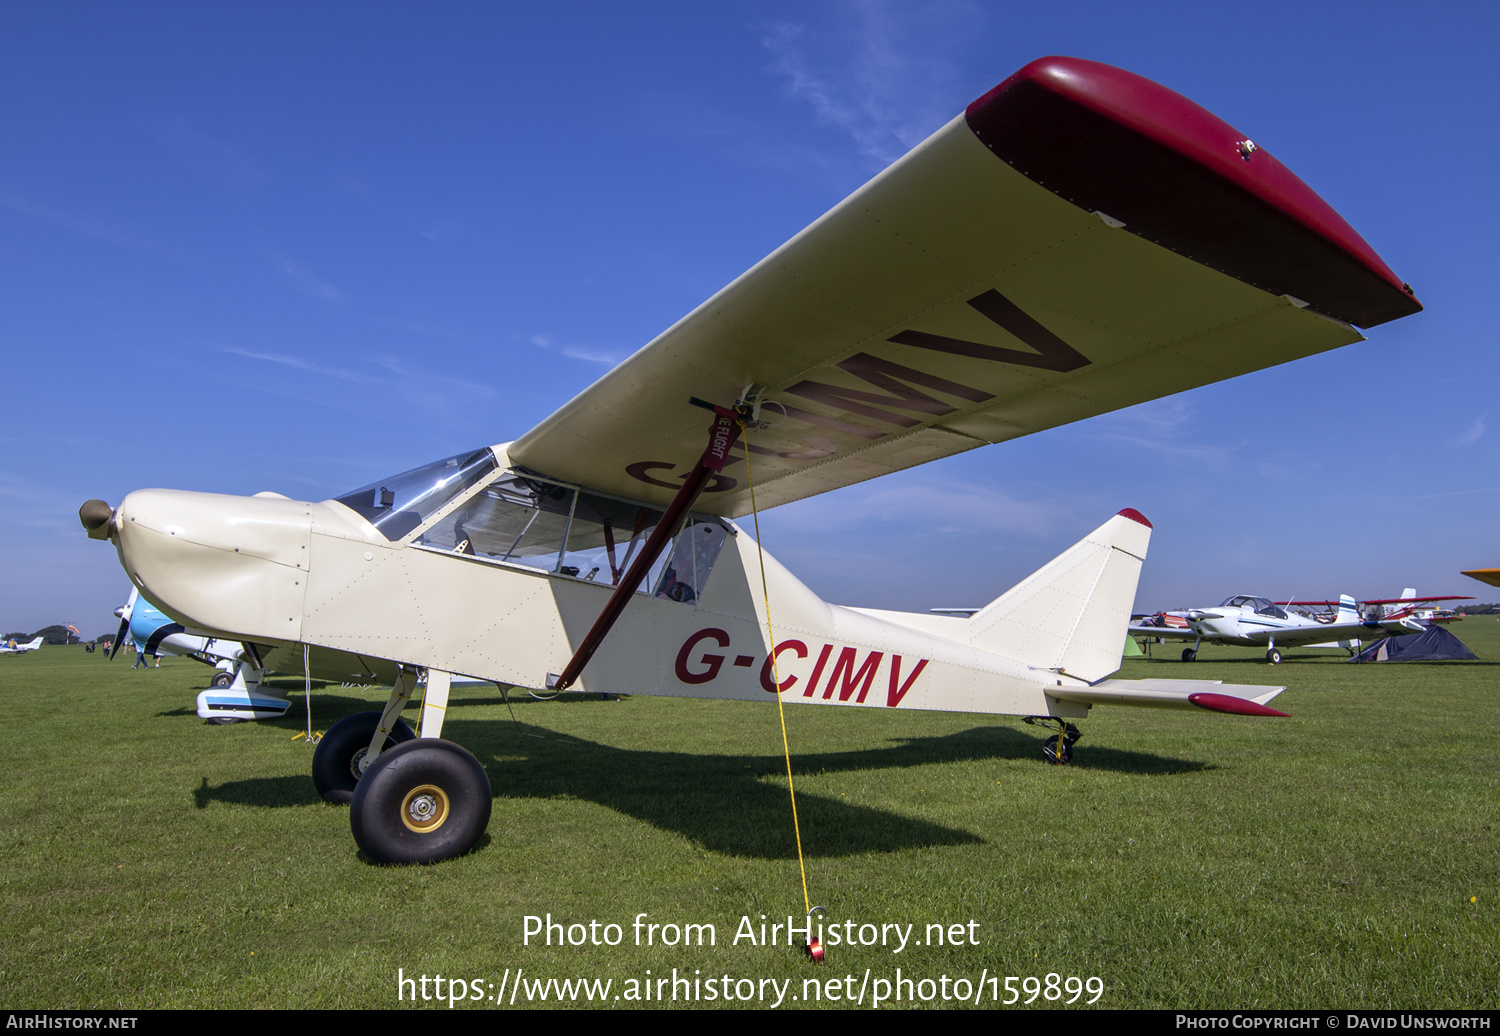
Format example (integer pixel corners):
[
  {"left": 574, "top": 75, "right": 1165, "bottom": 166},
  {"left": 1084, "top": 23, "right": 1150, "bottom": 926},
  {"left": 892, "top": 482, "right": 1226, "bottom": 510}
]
[{"left": 192, "top": 697, "right": 1206, "bottom": 859}]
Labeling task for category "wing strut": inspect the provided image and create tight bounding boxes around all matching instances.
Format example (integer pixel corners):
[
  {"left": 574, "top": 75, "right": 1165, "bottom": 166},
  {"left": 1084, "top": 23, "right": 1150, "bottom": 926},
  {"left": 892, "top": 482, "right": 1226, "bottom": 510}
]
[{"left": 549, "top": 400, "right": 748, "bottom": 691}]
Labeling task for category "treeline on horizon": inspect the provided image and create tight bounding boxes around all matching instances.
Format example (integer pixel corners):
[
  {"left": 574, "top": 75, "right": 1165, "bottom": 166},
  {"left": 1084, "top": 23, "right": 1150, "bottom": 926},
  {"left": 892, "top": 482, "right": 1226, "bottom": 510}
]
[{"left": 2, "top": 625, "right": 103, "bottom": 645}]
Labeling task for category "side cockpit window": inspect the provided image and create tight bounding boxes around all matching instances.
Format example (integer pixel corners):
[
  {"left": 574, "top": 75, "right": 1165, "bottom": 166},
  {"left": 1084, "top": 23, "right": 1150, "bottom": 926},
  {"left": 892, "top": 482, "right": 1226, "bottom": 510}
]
[{"left": 414, "top": 469, "right": 730, "bottom": 604}]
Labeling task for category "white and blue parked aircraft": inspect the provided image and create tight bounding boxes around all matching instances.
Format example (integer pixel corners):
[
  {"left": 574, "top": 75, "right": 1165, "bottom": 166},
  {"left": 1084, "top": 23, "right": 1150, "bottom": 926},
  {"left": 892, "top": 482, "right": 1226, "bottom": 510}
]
[
  {"left": 80, "top": 57, "right": 1423, "bottom": 865},
  {"left": 110, "top": 588, "right": 291, "bottom": 722},
  {"left": 111, "top": 588, "right": 434, "bottom": 723}
]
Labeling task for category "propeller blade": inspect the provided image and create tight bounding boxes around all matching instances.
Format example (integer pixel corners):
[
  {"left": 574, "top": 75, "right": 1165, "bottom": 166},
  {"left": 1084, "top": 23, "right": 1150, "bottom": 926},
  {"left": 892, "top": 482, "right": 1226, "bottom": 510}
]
[{"left": 107, "top": 614, "right": 130, "bottom": 660}]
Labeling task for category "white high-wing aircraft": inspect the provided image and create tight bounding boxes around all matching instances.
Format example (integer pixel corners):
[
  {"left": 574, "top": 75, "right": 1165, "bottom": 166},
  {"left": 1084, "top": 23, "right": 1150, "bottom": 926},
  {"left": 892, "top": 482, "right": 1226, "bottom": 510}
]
[
  {"left": 78, "top": 57, "right": 1422, "bottom": 865},
  {"left": 0, "top": 636, "right": 44, "bottom": 654},
  {"left": 1130, "top": 595, "right": 1423, "bottom": 664}
]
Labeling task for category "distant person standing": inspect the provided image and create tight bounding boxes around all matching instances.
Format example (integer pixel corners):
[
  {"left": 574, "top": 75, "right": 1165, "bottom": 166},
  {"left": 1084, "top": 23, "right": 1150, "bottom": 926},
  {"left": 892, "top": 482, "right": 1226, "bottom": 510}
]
[{"left": 132, "top": 643, "right": 149, "bottom": 669}]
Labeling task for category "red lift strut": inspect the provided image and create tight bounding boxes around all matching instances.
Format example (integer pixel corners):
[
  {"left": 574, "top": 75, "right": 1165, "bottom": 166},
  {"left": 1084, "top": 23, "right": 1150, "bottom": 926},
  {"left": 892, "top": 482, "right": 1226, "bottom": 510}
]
[{"left": 548, "top": 401, "right": 745, "bottom": 691}]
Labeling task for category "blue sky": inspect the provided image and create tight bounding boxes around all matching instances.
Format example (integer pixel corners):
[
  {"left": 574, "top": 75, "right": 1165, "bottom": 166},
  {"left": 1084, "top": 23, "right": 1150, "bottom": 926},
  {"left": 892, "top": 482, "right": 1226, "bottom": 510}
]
[{"left": 2, "top": 1, "right": 1496, "bottom": 635}]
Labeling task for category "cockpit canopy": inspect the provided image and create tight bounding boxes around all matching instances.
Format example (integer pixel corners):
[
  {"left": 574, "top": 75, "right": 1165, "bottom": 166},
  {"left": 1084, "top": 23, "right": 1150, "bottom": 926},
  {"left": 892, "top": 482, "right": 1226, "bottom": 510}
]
[
  {"left": 335, "top": 448, "right": 499, "bottom": 541},
  {"left": 331, "top": 448, "right": 731, "bottom": 605},
  {"left": 1219, "top": 595, "right": 1287, "bottom": 619}
]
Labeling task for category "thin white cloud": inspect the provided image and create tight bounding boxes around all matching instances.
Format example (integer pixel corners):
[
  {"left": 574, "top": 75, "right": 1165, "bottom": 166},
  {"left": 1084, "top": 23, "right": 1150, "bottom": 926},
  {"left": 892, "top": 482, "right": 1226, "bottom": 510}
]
[
  {"left": 212, "top": 345, "right": 495, "bottom": 416},
  {"left": 0, "top": 191, "right": 183, "bottom": 258},
  {"left": 269, "top": 254, "right": 345, "bottom": 302},
  {"left": 145, "top": 114, "right": 263, "bottom": 189},
  {"left": 762, "top": 1, "right": 981, "bottom": 166},
  {"left": 1455, "top": 413, "right": 1486, "bottom": 445},
  {"left": 769, "top": 477, "right": 1067, "bottom": 540},
  {"left": 218, "top": 346, "right": 364, "bottom": 383},
  {"left": 530, "top": 333, "right": 624, "bottom": 367},
  {"left": 0, "top": 472, "right": 87, "bottom": 532},
  {"left": 1094, "top": 397, "right": 1237, "bottom": 466},
  {"left": 412, "top": 218, "right": 466, "bottom": 243}
]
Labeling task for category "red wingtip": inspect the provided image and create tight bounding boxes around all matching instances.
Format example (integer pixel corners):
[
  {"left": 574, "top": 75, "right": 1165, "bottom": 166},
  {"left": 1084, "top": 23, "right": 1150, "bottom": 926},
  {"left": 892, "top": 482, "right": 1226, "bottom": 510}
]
[
  {"left": 964, "top": 56, "right": 1421, "bottom": 327},
  {"left": 1189, "top": 692, "right": 1289, "bottom": 717},
  {"left": 1117, "top": 508, "right": 1152, "bottom": 528}
]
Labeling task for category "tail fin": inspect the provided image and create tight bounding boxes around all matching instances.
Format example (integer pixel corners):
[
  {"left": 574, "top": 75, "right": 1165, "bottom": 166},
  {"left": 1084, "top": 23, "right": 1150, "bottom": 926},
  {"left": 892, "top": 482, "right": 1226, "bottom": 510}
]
[
  {"left": 1336, "top": 594, "right": 1358, "bottom": 622},
  {"left": 965, "top": 509, "right": 1152, "bottom": 683}
]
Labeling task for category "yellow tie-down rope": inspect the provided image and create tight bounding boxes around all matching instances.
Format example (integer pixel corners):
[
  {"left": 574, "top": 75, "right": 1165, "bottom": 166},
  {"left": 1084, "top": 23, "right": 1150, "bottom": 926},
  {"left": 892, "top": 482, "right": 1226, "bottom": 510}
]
[{"left": 740, "top": 425, "right": 818, "bottom": 953}]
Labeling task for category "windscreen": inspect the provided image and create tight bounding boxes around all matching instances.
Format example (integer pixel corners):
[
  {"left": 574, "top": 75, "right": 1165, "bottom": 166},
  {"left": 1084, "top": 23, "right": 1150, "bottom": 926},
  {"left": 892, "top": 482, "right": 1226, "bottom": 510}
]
[{"left": 334, "top": 448, "right": 498, "bottom": 541}]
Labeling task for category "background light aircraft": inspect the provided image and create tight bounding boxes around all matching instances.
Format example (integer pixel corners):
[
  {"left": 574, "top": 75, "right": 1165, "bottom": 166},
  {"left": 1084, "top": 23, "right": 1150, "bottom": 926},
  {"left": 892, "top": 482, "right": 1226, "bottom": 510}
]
[
  {"left": 1131, "top": 595, "right": 1423, "bottom": 664},
  {"left": 79, "top": 56, "right": 1421, "bottom": 865},
  {"left": 110, "top": 587, "right": 424, "bottom": 723},
  {"left": 1279, "top": 589, "right": 1473, "bottom": 623},
  {"left": 110, "top": 588, "right": 290, "bottom": 722},
  {"left": 0, "top": 636, "right": 44, "bottom": 654}
]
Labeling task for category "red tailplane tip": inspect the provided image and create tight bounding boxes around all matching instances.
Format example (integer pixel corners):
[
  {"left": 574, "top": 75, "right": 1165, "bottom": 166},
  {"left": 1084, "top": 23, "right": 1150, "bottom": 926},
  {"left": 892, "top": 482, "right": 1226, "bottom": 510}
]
[
  {"left": 1116, "top": 508, "right": 1152, "bottom": 528},
  {"left": 1188, "top": 692, "right": 1289, "bottom": 717}
]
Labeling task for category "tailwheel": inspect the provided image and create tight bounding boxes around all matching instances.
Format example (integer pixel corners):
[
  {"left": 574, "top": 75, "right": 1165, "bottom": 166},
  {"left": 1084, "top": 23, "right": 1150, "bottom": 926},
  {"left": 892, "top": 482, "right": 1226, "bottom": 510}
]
[
  {"left": 350, "top": 739, "right": 492, "bottom": 865},
  {"left": 312, "top": 711, "right": 415, "bottom": 804},
  {"left": 1025, "top": 717, "right": 1082, "bottom": 765},
  {"left": 1266, "top": 647, "right": 1282, "bottom": 665}
]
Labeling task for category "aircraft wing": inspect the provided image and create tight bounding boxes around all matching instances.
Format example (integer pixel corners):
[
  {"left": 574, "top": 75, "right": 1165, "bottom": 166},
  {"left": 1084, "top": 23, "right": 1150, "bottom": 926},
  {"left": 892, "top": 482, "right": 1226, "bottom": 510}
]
[
  {"left": 1128, "top": 623, "right": 1199, "bottom": 642},
  {"left": 1462, "top": 569, "right": 1500, "bottom": 588},
  {"left": 508, "top": 56, "right": 1420, "bottom": 517},
  {"left": 1241, "top": 619, "right": 1421, "bottom": 646},
  {"left": 1280, "top": 596, "right": 1473, "bottom": 606}
]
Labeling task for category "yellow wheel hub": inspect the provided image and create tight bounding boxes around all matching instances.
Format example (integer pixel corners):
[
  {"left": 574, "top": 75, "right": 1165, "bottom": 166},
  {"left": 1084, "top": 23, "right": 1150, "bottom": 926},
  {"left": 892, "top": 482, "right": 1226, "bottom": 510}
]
[{"left": 400, "top": 784, "right": 450, "bottom": 833}]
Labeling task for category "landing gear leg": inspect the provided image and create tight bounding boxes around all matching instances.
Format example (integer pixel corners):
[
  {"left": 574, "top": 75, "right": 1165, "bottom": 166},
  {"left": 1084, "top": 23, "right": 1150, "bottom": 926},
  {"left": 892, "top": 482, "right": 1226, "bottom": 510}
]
[
  {"left": 419, "top": 669, "right": 453, "bottom": 739},
  {"left": 1025, "top": 717, "right": 1082, "bottom": 765},
  {"left": 311, "top": 667, "right": 420, "bottom": 804}
]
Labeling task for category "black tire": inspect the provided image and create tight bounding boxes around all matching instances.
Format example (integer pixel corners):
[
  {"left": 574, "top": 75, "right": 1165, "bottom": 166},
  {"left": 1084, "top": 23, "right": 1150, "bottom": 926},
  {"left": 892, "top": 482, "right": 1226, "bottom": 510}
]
[
  {"left": 1041, "top": 738, "right": 1074, "bottom": 765},
  {"left": 1182, "top": 648, "right": 1197, "bottom": 663},
  {"left": 350, "top": 739, "right": 491, "bottom": 865},
  {"left": 312, "top": 711, "right": 415, "bottom": 804},
  {"left": 210, "top": 671, "right": 233, "bottom": 688},
  {"left": 1267, "top": 648, "right": 1282, "bottom": 665}
]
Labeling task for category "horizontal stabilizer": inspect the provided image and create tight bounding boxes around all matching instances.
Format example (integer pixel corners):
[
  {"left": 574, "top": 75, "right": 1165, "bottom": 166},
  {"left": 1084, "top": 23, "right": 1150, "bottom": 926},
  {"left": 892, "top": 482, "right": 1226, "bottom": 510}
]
[
  {"left": 1188, "top": 692, "right": 1289, "bottom": 717},
  {"left": 1052, "top": 678, "right": 1286, "bottom": 714}
]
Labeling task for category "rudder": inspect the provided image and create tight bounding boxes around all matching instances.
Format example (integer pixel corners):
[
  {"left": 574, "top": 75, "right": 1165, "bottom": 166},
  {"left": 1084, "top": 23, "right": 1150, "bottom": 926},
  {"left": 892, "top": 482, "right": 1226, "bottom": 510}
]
[{"left": 965, "top": 509, "right": 1152, "bottom": 683}]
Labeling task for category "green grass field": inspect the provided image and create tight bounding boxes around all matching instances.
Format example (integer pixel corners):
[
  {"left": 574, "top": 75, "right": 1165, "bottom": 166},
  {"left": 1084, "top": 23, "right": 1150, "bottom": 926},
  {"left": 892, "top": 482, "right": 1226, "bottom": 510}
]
[{"left": 2, "top": 627, "right": 1497, "bottom": 1010}]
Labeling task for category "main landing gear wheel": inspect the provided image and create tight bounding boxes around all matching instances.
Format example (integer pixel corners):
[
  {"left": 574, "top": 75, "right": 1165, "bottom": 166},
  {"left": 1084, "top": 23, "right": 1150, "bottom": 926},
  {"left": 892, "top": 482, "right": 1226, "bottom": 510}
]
[
  {"left": 350, "top": 739, "right": 491, "bottom": 865},
  {"left": 209, "top": 671, "right": 233, "bottom": 688},
  {"left": 312, "top": 711, "right": 415, "bottom": 804},
  {"left": 1181, "top": 648, "right": 1197, "bottom": 662},
  {"left": 1266, "top": 647, "right": 1283, "bottom": 665}
]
